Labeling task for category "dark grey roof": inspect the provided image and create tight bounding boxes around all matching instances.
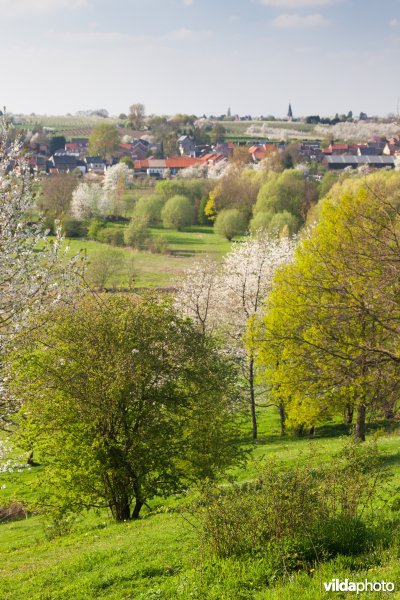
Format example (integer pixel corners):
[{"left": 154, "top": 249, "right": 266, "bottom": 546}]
[
  {"left": 85, "top": 156, "right": 105, "bottom": 163},
  {"left": 325, "top": 155, "right": 395, "bottom": 165}
]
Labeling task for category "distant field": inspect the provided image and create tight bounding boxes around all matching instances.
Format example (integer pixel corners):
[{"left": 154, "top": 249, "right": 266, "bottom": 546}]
[
  {"left": 14, "top": 115, "right": 120, "bottom": 131},
  {"left": 63, "top": 226, "right": 232, "bottom": 289}
]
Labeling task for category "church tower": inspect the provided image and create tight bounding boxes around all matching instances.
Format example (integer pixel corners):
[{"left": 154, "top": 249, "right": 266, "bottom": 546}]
[{"left": 287, "top": 103, "right": 293, "bottom": 120}]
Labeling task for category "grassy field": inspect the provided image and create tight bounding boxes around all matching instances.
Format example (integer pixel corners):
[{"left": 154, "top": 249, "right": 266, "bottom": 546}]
[
  {"left": 1, "top": 407, "right": 399, "bottom": 599},
  {"left": 14, "top": 115, "right": 120, "bottom": 131},
  {"left": 63, "top": 226, "right": 232, "bottom": 289}
]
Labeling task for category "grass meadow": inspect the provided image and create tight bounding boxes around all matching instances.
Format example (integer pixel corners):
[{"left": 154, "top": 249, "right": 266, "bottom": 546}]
[
  {"left": 1, "top": 406, "right": 399, "bottom": 600},
  {"left": 62, "top": 225, "right": 232, "bottom": 289}
]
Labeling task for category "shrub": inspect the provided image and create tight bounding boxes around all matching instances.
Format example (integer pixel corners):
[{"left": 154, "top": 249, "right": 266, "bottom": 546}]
[
  {"left": 62, "top": 217, "right": 87, "bottom": 238},
  {"left": 87, "top": 218, "right": 106, "bottom": 240},
  {"left": 133, "top": 195, "right": 164, "bottom": 225},
  {"left": 97, "top": 227, "right": 125, "bottom": 247},
  {"left": 147, "top": 235, "right": 169, "bottom": 254},
  {"left": 196, "top": 441, "right": 389, "bottom": 572},
  {"left": 124, "top": 216, "right": 150, "bottom": 249},
  {"left": 214, "top": 209, "right": 247, "bottom": 240},
  {"left": 161, "top": 195, "right": 195, "bottom": 230}
]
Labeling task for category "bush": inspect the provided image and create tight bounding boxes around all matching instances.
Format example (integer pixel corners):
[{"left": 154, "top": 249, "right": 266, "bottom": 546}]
[
  {"left": 62, "top": 217, "right": 87, "bottom": 238},
  {"left": 97, "top": 227, "right": 125, "bottom": 247},
  {"left": 133, "top": 195, "right": 164, "bottom": 225},
  {"left": 124, "top": 216, "right": 150, "bottom": 249},
  {"left": 196, "top": 441, "right": 389, "bottom": 572},
  {"left": 87, "top": 218, "right": 106, "bottom": 240},
  {"left": 214, "top": 209, "right": 247, "bottom": 240},
  {"left": 147, "top": 235, "right": 169, "bottom": 254},
  {"left": 161, "top": 195, "right": 195, "bottom": 230}
]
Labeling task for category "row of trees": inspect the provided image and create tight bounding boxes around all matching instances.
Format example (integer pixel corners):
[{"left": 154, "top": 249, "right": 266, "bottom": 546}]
[
  {"left": 176, "top": 172, "right": 400, "bottom": 441},
  {"left": 255, "top": 172, "right": 400, "bottom": 440}
]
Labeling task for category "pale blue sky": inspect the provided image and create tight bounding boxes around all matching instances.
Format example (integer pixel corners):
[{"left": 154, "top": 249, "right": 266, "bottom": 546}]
[{"left": 1, "top": 0, "right": 399, "bottom": 117}]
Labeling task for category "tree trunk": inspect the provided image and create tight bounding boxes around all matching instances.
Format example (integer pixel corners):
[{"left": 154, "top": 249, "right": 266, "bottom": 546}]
[
  {"left": 249, "top": 358, "right": 257, "bottom": 440},
  {"left": 344, "top": 403, "right": 354, "bottom": 424},
  {"left": 26, "top": 451, "right": 34, "bottom": 466},
  {"left": 279, "top": 402, "right": 286, "bottom": 437},
  {"left": 355, "top": 403, "right": 366, "bottom": 442},
  {"left": 132, "top": 499, "right": 143, "bottom": 520}
]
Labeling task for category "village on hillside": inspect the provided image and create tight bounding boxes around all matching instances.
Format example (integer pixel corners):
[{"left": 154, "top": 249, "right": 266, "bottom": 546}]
[{"left": 11, "top": 104, "right": 400, "bottom": 180}]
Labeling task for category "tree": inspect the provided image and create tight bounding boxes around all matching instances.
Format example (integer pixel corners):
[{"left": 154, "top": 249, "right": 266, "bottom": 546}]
[
  {"left": 214, "top": 209, "right": 247, "bottom": 240},
  {"left": 10, "top": 296, "right": 244, "bottom": 521},
  {"left": 49, "top": 135, "right": 66, "bottom": 156},
  {"left": 88, "top": 123, "right": 119, "bottom": 159},
  {"left": 175, "top": 256, "right": 220, "bottom": 336},
  {"left": 252, "top": 169, "right": 318, "bottom": 233},
  {"left": 256, "top": 172, "right": 400, "bottom": 441},
  {"left": 0, "top": 117, "right": 82, "bottom": 427},
  {"left": 176, "top": 234, "right": 295, "bottom": 439},
  {"left": 38, "top": 172, "right": 79, "bottom": 228},
  {"left": 86, "top": 250, "right": 125, "bottom": 290},
  {"left": 128, "top": 103, "right": 145, "bottom": 130},
  {"left": 211, "top": 123, "right": 226, "bottom": 144},
  {"left": 103, "top": 163, "right": 130, "bottom": 217},
  {"left": 210, "top": 166, "right": 265, "bottom": 218},
  {"left": 161, "top": 195, "right": 195, "bottom": 230},
  {"left": 124, "top": 215, "right": 150, "bottom": 250},
  {"left": 70, "top": 182, "right": 107, "bottom": 220},
  {"left": 132, "top": 195, "right": 164, "bottom": 225}
]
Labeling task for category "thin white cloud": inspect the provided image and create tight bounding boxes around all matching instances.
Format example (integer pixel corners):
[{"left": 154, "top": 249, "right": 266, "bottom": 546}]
[
  {"left": 0, "top": 0, "right": 88, "bottom": 17},
  {"left": 273, "top": 13, "right": 329, "bottom": 27},
  {"left": 260, "top": 0, "right": 333, "bottom": 7},
  {"left": 164, "top": 28, "right": 212, "bottom": 41},
  {"left": 229, "top": 15, "right": 240, "bottom": 22},
  {"left": 183, "top": 0, "right": 193, "bottom": 5},
  {"left": 45, "top": 27, "right": 212, "bottom": 46},
  {"left": 47, "top": 30, "right": 132, "bottom": 44},
  {"left": 389, "top": 18, "right": 399, "bottom": 27}
]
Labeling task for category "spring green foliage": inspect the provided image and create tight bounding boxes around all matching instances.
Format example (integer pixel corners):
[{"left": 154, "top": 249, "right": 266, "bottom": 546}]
[
  {"left": 88, "top": 123, "right": 120, "bottom": 159},
  {"left": 1, "top": 408, "right": 399, "bottom": 599},
  {"left": 251, "top": 169, "right": 318, "bottom": 235},
  {"left": 132, "top": 194, "right": 165, "bottom": 225},
  {"left": 255, "top": 172, "right": 400, "bottom": 439},
  {"left": 155, "top": 179, "right": 211, "bottom": 203},
  {"left": 198, "top": 441, "right": 388, "bottom": 567},
  {"left": 161, "top": 195, "right": 195, "bottom": 230},
  {"left": 124, "top": 215, "right": 150, "bottom": 249},
  {"left": 214, "top": 209, "right": 247, "bottom": 240},
  {"left": 9, "top": 296, "right": 244, "bottom": 521}
]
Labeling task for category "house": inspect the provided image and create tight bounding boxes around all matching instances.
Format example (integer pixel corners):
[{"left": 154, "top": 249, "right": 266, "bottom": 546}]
[
  {"left": 357, "top": 146, "right": 380, "bottom": 156},
  {"left": 248, "top": 143, "right": 277, "bottom": 162},
  {"left": 49, "top": 151, "right": 86, "bottom": 173},
  {"left": 85, "top": 156, "right": 106, "bottom": 173},
  {"left": 199, "top": 153, "right": 227, "bottom": 167},
  {"left": 133, "top": 157, "right": 203, "bottom": 178},
  {"left": 165, "top": 156, "right": 202, "bottom": 175},
  {"left": 323, "top": 155, "right": 395, "bottom": 170},
  {"left": 178, "top": 135, "right": 196, "bottom": 157},
  {"left": 383, "top": 141, "right": 400, "bottom": 156}
]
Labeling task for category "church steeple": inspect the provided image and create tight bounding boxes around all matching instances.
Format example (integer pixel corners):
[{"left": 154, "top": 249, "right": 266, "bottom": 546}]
[{"left": 287, "top": 102, "right": 293, "bottom": 119}]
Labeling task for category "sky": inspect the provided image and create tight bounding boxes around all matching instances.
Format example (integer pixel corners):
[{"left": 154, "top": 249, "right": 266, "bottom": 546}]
[{"left": 1, "top": 0, "right": 399, "bottom": 118}]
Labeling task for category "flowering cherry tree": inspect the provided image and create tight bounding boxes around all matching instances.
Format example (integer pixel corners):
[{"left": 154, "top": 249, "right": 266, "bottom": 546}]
[
  {"left": 176, "top": 233, "right": 295, "bottom": 438},
  {"left": 0, "top": 117, "right": 82, "bottom": 427},
  {"left": 70, "top": 182, "right": 107, "bottom": 220}
]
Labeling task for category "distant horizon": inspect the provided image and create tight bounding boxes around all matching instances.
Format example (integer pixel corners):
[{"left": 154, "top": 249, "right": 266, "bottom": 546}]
[{"left": 9, "top": 108, "right": 399, "bottom": 120}]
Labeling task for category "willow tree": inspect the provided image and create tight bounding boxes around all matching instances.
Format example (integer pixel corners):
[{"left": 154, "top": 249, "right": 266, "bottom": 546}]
[{"left": 256, "top": 172, "right": 400, "bottom": 441}]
